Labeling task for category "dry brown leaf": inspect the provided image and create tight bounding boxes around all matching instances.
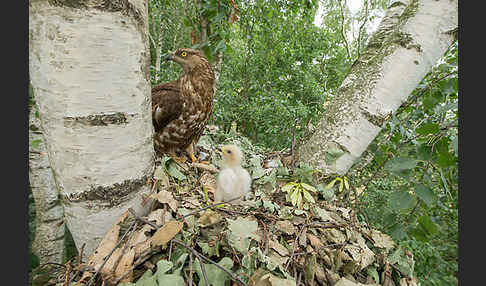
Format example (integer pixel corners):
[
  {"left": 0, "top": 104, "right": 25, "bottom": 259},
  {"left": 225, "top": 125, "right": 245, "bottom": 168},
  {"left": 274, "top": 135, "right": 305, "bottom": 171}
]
[
  {"left": 298, "top": 227, "right": 308, "bottom": 247},
  {"left": 183, "top": 196, "right": 201, "bottom": 208},
  {"left": 248, "top": 268, "right": 272, "bottom": 286},
  {"left": 268, "top": 240, "right": 289, "bottom": 257},
  {"left": 307, "top": 233, "right": 324, "bottom": 249},
  {"left": 200, "top": 172, "right": 216, "bottom": 193},
  {"left": 101, "top": 247, "right": 123, "bottom": 279},
  {"left": 113, "top": 247, "right": 135, "bottom": 283},
  {"left": 152, "top": 190, "right": 178, "bottom": 212},
  {"left": 129, "top": 229, "right": 152, "bottom": 258},
  {"left": 197, "top": 209, "right": 223, "bottom": 227},
  {"left": 370, "top": 229, "right": 395, "bottom": 251},
  {"left": 87, "top": 211, "right": 129, "bottom": 270},
  {"left": 276, "top": 220, "right": 296, "bottom": 235},
  {"left": 322, "top": 228, "right": 347, "bottom": 244},
  {"left": 151, "top": 221, "right": 184, "bottom": 248},
  {"left": 147, "top": 208, "right": 173, "bottom": 227}
]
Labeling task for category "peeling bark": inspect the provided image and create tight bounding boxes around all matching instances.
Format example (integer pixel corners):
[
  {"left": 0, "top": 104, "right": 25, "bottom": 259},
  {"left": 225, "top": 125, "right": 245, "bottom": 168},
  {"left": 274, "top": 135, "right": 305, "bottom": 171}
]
[
  {"left": 29, "top": 0, "right": 154, "bottom": 256},
  {"left": 29, "top": 106, "right": 65, "bottom": 264},
  {"left": 296, "top": 0, "right": 457, "bottom": 175}
]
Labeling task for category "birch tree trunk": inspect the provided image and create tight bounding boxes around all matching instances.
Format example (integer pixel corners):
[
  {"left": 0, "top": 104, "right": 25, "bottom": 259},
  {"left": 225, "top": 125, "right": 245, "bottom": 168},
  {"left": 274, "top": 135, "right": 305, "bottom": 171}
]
[
  {"left": 29, "top": 104, "right": 65, "bottom": 264},
  {"left": 29, "top": 0, "right": 154, "bottom": 256},
  {"left": 296, "top": 0, "right": 457, "bottom": 175}
]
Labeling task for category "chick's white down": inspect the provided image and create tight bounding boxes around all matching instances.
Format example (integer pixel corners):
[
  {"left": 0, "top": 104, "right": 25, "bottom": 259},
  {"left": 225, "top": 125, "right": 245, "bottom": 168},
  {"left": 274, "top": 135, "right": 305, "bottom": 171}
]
[{"left": 215, "top": 145, "right": 252, "bottom": 204}]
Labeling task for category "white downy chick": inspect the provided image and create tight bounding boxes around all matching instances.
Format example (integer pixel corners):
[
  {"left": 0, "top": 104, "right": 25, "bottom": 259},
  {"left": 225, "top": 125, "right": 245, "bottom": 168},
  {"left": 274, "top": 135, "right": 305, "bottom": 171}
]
[{"left": 215, "top": 145, "right": 252, "bottom": 204}]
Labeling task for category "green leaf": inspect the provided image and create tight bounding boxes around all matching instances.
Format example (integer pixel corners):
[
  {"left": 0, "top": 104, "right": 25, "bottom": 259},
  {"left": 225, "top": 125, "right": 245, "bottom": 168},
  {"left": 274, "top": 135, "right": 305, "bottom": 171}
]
[
  {"left": 302, "top": 189, "right": 315, "bottom": 203},
  {"left": 416, "top": 122, "right": 440, "bottom": 135},
  {"left": 300, "top": 183, "right": 317, "bottom": 193},
  {"left": 226, "top": 217, "right": 260, "bottom": 254},
  {"left": 325, "top": 178, "right": 338, "bottom": 190},
  {"left": 133, "top": 269, "right": 156, "bottom": 286},
  {"left": 389, "top": 190, "right": 415, "bottom": 210},
  {"left": 436, "top": 150, "right": 456, "bottom": 168},
  {"left": 282, "top": 182, "right": 297, "bottom": 193},
  {"left": 423, "top": 94, "right": 441, "bottom": 111},
  {"left": 193, "top": 257, "right": 234, "bottom": 286},
  {"left": 325, "top": 148, "right": 344, "bottom": 164},
  {"left": 414, "top": 184, "right": 437, "bottom": 207},
  {"left": 249, "top": 156, "right": 266, "bottom": 179},
  {"left": 30, "top": 139, "right": 42, "bottom": 149},
  {"left": 343, "top": 177, "right": 349, "bottom": 190},
  {"left": 295, "top": 162, "right": 314, "bottom": 184},
  {"left": 418, "top": 215, "right": 439, "bottom": 236},
  {"left": 156, "top": 274, "right": 185, "bottom": 286},
  {"left": 290, "top": 189, "right": 300, "bottom": 206},
  {"left": 366, "top": 267, "right": 380, "bottom": 284},
  {"left": 167, "top": 161, "right": 187, "bottom": 181},
  {"left": 409, "top": 227, "right": 428, "bottom": 242},
  {"left": 384, "top": 157, "right": 418, "bottom": 174},
  {"left": 451, "top": 136, "right": 458, "bottom": 156},
  {"left": 389, "top": 223, "right": 407, "bottom": 241},
  {"left": 156, "top": 260, "right": 173, "bottom": 275},
  {"left": 215, "top": 40, "right": 227, "bottom": 53},
  {"left": 317, "top": 183, "right": 335, "bottom": 201},
  {"left": 198, "top": 242, "right": 219, "bottom": 257}
]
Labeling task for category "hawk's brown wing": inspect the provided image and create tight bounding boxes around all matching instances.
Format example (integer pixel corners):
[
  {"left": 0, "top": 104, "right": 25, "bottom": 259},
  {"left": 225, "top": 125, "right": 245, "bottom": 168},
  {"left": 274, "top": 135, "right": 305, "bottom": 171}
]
[{"left": 152, "top": 80, "right": 183, "bottom": 132}]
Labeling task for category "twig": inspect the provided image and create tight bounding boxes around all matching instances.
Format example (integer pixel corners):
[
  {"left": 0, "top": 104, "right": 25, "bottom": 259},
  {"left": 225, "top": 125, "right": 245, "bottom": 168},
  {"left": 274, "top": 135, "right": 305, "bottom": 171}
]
[
  {"left": 85, "top": 220, "right": 137, "bottom": 286},
  {"left": 189, "top": 253, "right": 194, "bottom": 286},
  {"left": 38, "top": 262, "right": 67, "bottom": 269},
  {"left": 284, "top": 224, "right": 307, "bottom": 271},
  {"left": 296, "top": 271, "right": 302, "bottom": 286},
  {"left": 128, "top": 208, "right": 158, "bottom": 229},
  {"left": 63, "top": 263, "right": 71, "bottom": 286},
  {"left": 172, "top": 239, "right": 246, "bottom": 286},
  {"left": 337, "top": 0, "right": 352, "bottom": 59},
  {"left": 382, "top": 261, "right": 392, "bottom": 286},
  {"left": 168, "top": 240, "right": 173, "bottom": 261},
  {"left": 216, "top": 207, "right": 247, "bottom": 216},
  {"left": 68, "top": 243, "right": 86, "bottom": 284},
  {"left": 356, "top": 0, "right": 369, "bottom": 59},
  {"left": 180, "top": 196, "right": 243, "bottom": 220},
  {"left": 198, "top": 254, "right": 210, "bottom": 286},
  {"left": 142, "top": 178, "right": 158, "bottom": 206}
]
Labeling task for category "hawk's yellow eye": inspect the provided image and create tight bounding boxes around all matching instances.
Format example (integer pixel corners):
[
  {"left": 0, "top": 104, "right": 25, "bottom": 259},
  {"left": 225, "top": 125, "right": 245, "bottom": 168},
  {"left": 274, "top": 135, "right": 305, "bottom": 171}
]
[{"left": 181, "top": 51, "right": 187, "bottom": 57}]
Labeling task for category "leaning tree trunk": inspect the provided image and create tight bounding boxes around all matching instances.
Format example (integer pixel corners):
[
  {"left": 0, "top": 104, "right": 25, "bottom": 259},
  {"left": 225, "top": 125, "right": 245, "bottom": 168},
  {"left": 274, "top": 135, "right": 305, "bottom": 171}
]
[
  {"left": 29, "top": 0, "right": 154, "bottom": 256},
  {"left": 296, "top": 0, "right": 457, "bottom": 175},
  {"left": 29, "top": 104, "right": 65, "bottom": 264}
]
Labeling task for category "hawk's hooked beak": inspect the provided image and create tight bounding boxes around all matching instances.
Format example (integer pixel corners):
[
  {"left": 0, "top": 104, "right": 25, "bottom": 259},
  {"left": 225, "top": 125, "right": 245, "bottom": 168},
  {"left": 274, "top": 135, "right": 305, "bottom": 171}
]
[{"left": 164, "top": 52, "right": 174, "bottom": 61}]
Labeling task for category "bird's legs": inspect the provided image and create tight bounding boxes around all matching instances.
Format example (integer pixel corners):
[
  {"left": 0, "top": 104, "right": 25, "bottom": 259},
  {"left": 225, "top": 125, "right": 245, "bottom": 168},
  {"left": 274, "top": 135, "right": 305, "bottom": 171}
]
[
  {"left": 185, "top": 142, "right": 199, "bottom": 163},
  {"left": 167, "top": 150, "right": 187, "bottom": 163},
  {"left": 185, "top": 142, "right": 210, "bottom": 164}
]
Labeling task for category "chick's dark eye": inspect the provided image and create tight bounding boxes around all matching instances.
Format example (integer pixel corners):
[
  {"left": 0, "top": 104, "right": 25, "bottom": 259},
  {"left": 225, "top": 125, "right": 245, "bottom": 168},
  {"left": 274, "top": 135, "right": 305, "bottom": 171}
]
[{"left": 227, "top": 150, "right": 232, "bottom": 154}]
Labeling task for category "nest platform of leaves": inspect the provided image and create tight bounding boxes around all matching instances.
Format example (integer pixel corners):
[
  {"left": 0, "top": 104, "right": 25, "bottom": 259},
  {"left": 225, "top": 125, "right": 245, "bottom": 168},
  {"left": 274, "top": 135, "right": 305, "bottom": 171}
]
[{"left": 31, "top": 125, "right": 418, "bottom": 286}]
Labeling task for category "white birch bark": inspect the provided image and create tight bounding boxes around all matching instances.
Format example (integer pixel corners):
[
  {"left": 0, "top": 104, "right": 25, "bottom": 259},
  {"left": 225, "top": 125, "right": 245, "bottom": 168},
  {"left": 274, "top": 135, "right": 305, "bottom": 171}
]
[
  {"left": 29, "top": 0, "right": 154, "bottom": 256},
  {"left": 296, "top": 0, "right": 457, "bottom": 175},
  {"left": 29, "top": 105, "right": 65, "bottom": 264}
]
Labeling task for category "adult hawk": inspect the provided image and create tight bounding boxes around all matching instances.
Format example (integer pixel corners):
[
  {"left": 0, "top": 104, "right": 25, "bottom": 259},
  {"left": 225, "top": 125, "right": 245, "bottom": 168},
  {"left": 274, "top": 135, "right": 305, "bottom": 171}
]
[{"left": 152, "top": 48, "right": 215, "bottom": 163}]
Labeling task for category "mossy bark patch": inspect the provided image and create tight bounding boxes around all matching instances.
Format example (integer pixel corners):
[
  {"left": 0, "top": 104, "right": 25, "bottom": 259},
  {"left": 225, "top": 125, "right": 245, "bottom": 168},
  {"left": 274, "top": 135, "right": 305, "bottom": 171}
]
[
  {"left": 63, "top": 112, "right": 135, "bottom": 127},
  {"left": 47, "top": 0, "right": 145, "bottom": 29},
  {"left": 61, "top": 175, "right": 150, "bottom": 208}
]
